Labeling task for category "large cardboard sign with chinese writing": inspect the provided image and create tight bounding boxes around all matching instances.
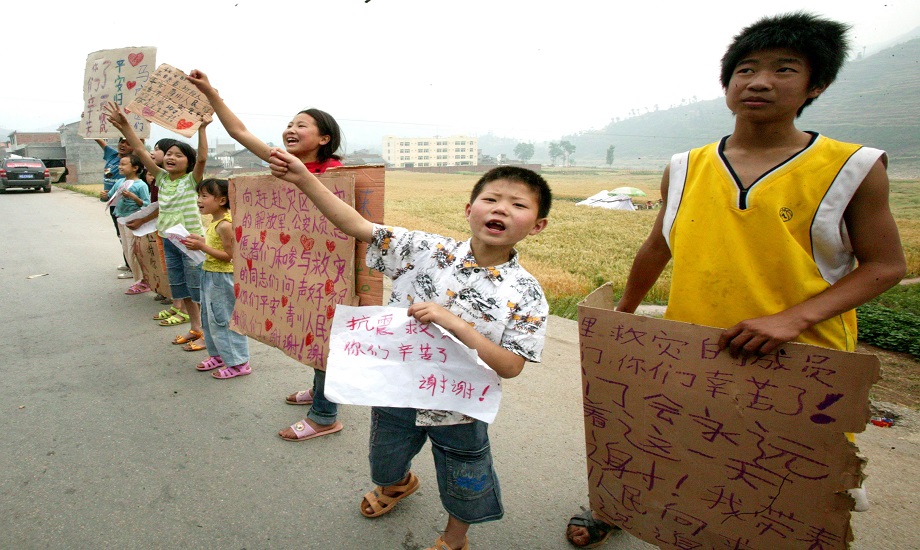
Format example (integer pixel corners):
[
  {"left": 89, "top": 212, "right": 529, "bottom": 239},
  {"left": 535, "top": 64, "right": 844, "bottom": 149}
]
[
  {"left": 326, "top": 305, "right": 502, "bottom": 422},
  {"left": 134, "top": 233, "right": 170, "bottom": 299},
  {"left": 125, "top": 63, "right": 214, "bottom": 138},
  {"left": 229, "top": 166, "right": 385, "bottom": 370},
  {"left": 578, "top": 284, "right": 879, "bottom": 550},
  {"left": 80, "top": 47, "right": 156, "bottom": 139}
]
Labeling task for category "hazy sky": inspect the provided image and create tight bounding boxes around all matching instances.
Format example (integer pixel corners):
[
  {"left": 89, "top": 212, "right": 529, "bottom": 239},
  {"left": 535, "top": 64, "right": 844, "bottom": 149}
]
[{"left": 3, "top": 0, "right": 918, "bottom": 150}]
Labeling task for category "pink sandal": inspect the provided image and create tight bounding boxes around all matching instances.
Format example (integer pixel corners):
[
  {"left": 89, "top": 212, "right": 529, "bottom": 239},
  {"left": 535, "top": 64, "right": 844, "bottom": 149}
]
[
  {"left": 125, "top": 282, "right": 151, "bottom": 295},
  {"left": 196, "top": 356, "right": 225, "bottom": 371},
  {"left": 212, "top": 362, "right": 251, "bottom": 379},
  {"left": 285, "top": 389, "right": 314, "bottom": 405}
]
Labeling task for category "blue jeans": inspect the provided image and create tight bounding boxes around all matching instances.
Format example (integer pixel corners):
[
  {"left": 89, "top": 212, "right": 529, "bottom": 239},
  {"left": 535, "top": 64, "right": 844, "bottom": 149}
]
[
  {"left": 163, "top": 237, "right": 201, "bottom": 302},
  {"left": 308, "top": 369, "right": 338, "bottom": 426},
  {"left": 201, "top": 271, "right": 249, "bottom": 366},
  {"left": 369, "top": 406, "right": 503, "bottom": 524}
]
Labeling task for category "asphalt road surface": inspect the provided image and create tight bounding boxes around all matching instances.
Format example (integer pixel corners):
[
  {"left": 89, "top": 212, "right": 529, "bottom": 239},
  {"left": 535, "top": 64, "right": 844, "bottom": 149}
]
[{"left": 1, "top": 187, "right": 917, "bottom": 549}]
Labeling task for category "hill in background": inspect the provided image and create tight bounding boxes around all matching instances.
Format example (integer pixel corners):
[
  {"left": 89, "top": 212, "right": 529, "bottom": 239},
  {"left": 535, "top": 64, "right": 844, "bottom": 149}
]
[{"left": 482, "top": 36, "right": 920, "bottom": 177}]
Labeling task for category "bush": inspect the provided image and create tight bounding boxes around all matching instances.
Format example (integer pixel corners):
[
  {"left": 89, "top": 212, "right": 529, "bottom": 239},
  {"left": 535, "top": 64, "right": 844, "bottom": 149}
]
[{"left": 857, "top": 296, "right": 920, "bottom": 359}]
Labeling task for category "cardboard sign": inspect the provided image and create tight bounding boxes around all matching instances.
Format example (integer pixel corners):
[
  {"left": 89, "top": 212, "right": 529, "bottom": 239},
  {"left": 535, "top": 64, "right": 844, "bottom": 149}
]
[
  {"left": 125, "top": 63, "right": 214, "bottom": 138},
  {"left": 578, "top": 284, "right": 879, "bottom": 550},
  {"left": 134, "top": 233, "right": 170, "bottom": 299},
  {"left": 325, "top": 305, "right": 502, "bottom": 423},
  {"left": 80, "top": 47, "right": 156, "bottom": 138}
]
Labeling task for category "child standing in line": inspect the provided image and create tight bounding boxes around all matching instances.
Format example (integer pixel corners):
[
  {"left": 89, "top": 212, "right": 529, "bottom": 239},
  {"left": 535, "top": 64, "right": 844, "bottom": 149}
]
[
  {"left": 187, "top": 69, "right": 347, "bottom": 439},
  {"left": 146, "top": 137, "right": 187, "bottom": 309},
  {"left": 106, "top": 102, "right": 210, "bottom": 352},
  {"left": 99, "top": 154, "right": 151, "bottom": 295},
  {"left": 270, "top": 150, "right": 552, "bottom": 550},
  {"left": 565, "top": 12, "right": 907, "bottom": 548},
  {"left": 183, "top": 178, "right": 251, "bottom": 379},
  {"left": 95, "top": 136, "right": 138, "bottom": 277}
]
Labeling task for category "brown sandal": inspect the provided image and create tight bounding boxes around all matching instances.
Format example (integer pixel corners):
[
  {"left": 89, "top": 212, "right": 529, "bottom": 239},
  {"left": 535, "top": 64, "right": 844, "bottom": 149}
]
[
  {"left": 172, "top": 329, "right": 203, "bottom": 345},
  {"left": 360, "top": 471, "right": 420, "bottom": 518}
]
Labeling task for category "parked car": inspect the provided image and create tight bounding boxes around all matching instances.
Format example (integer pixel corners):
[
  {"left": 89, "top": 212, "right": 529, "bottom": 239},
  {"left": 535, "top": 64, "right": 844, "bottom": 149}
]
[{"left": 0, "top": 157, "right": 51, "bottom": 193}]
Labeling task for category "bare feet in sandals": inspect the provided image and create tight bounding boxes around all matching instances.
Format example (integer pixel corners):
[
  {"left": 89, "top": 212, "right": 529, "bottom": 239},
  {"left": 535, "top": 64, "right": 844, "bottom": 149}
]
[
  {"left": 278, "top": 417, "right": 343, "bottom": 441},
  {"left": 565, "top": 509, "right": 618, "bottom": 548},
  {"left": 361, "top": 472, "right": 420, "bottom": 517}
]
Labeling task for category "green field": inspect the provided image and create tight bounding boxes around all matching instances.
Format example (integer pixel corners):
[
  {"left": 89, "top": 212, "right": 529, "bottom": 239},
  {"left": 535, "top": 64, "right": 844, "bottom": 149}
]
[{"left": 66, "top": 167, "right": 920, "bottom": 318}]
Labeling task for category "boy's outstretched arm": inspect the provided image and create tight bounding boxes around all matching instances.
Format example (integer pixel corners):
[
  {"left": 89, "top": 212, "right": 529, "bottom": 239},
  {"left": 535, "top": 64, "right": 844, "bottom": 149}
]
[
  {"left": 719, "top": 159, "right": 907, "bottom": 356},
  {"left": 102, "top": 102, "right": 162, "bottom": 178},
  {"left": 617, "top": 166, "right": 672, "bottom": 313},
  {"left": 408, "top": 302, "right": 526, "bottom": 379},
  {"left": 187, "top": 70, "right": 271, "bottom": 162},
  {"left": 268, "top": 148, "right": 373, "bottom": 243}
]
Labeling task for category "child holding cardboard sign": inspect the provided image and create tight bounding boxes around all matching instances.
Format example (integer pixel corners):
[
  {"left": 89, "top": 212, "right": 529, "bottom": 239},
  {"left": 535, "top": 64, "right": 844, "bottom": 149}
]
[
  {"left": 565, "top": 12, "right": 907, "bottom": 548},
  {"left": 187, "top": 69, "right": 348, "bottom": 440},
  {"left": 104, "top": 102, "right": 211, "bottom": 352},
  {"left": 268, "top": 149, "right": 551, "bottom": 550}
]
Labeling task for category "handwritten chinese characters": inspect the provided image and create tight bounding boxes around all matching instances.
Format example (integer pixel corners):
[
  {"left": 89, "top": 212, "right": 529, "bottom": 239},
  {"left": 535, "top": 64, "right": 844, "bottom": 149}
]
[
  {"left": 229, "top": 172, "right": 358, "bottom": 370},
  {"left": 325, "top": 305, "right": 502, "bottom": 423},
  {"left": 81, "top": 47, "right": 156, "bottom": 139},
  {"left": 578, "top": 284, "right": 879, "bottom": 550},
  {"left": 126, "top": 63, "right": 214, "bottom": 138}
]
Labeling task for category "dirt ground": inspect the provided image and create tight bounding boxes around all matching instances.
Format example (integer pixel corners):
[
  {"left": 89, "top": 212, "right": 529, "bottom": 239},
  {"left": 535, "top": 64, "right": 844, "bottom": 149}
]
[{"left": 860, "top": 343, "right": 920, "bottom": 409}]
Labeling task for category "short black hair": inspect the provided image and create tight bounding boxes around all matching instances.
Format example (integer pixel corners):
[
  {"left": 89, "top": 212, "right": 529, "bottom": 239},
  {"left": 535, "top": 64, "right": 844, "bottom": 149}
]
[
  {"left": 125, "top": 154, "right": 146, "bottom": 181},
  {"left": 720, "top": 11, "right": 851, "bottom": 114},
  {"left": 166, "top": 141, "right": 197, "bottom": 174},
  {"left": 470, "top": 166, "right": 552, "bottom": 219},
  {"left": 298, "top": 108, "right": 343, "bottom": 163},
  {"left": 196, "top": 178, "right": 230, "bottom": 208},
  {"left": 155, "top": 138, "right": 179, "bottom": 153}
]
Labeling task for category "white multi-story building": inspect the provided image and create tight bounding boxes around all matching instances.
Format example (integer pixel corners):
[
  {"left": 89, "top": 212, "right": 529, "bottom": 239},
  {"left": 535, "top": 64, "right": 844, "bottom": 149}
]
[{"left": 381, "top": 135, "right": 478, "bottom": 168}]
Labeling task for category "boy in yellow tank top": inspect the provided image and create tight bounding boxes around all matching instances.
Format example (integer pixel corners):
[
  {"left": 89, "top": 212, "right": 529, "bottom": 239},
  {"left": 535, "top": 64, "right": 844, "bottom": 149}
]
[{"left": 567, "top": 11, "right": 907, "bottom": 548}]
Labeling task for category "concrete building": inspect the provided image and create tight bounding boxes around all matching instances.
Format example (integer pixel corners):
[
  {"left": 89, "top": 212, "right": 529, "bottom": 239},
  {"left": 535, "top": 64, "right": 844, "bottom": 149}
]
[
  {"left": 58, "top": 122, "right": 107, "bottom": 184},
  {"left": 381, "top": 135, "right": 478, "bottom": 168}
]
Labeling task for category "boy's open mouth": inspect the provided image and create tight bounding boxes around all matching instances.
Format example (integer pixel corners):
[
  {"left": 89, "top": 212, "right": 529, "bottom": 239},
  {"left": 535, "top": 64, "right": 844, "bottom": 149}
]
[{"left": 486, "top": 220, "right": 505, "bottom": 231}]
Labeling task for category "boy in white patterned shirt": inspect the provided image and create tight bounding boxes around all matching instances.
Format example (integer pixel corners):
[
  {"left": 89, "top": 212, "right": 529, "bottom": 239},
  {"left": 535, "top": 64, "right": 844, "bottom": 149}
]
[{"left": 268, "top": 149, "right": 551, "bottom": 550}]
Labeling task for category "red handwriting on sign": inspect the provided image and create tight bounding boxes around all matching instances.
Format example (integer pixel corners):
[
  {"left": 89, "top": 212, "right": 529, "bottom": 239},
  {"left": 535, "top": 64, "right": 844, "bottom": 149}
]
[{"left": 418, "top": 374, "right": 484, "bottom": 400}]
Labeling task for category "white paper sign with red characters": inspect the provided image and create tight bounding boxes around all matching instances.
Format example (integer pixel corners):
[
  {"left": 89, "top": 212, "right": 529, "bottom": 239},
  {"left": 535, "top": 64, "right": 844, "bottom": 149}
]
[
  {"left": 325, "top": 305, "right": 503, "bottom": 423},
  {"left": 80, "top": 47, "right": 156, "bottom": 139}
]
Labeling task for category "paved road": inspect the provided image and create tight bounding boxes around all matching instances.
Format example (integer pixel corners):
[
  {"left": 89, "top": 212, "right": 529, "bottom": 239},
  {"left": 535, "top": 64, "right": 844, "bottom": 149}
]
[{"left": 1, "top": 187, "right": 917, "bottom": 549}]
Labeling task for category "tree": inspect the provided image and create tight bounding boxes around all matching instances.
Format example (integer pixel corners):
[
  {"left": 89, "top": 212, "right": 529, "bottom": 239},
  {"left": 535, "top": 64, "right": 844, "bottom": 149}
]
[
  {"left": 606, "top": 145, "right": 616, "bottom": 166},
  {"left": 560, "top": 140, "right": 575, "bottom": 166},
  {"left": 513, "top": 142, "right": 535, "bottom": 163},
  {"left": 548, "top": 142, "right": 563, "bottom": 165}
]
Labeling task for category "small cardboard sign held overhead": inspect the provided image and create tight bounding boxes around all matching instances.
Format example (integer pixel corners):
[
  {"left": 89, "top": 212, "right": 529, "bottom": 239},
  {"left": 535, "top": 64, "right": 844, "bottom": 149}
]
[
  {"left": 578, "top": 283, "right": 879, "bottom": 550},
  {"left": 80, "top": 47, "right": 156, "bottom": 139},
  {"left": 126, "top": 64, "right": 214, "bottom": 138}
]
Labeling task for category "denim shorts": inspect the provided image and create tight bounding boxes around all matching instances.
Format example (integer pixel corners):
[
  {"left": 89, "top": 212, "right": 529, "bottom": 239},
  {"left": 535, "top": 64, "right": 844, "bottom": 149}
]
[
  {"left": 163, "top": 237, "right": 201, "bottom": 302},
  {"left": 368, "top": 406, "right": 503, "bottom": 523}
]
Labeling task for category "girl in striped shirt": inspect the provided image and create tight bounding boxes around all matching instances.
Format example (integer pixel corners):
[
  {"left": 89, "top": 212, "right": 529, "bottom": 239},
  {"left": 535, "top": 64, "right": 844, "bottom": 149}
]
[{"left": 104, "top": 102, "right": 210, "bottom": 350}]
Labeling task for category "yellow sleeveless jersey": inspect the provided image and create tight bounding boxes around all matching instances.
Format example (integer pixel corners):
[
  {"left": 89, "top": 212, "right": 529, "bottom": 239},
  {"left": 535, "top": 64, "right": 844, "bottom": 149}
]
[{"left": 662, "top": 133, "right": 885, "bottom": 351}]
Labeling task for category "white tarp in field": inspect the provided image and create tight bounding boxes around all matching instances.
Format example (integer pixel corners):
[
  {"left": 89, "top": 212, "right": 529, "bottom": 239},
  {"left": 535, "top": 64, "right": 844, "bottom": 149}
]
[{"left": 576, "top": 191, "right": 636, "bottom": 211}]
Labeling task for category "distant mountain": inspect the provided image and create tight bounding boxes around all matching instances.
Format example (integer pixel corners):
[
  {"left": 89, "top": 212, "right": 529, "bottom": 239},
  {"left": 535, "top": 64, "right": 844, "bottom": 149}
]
[{"left": 483, "top": 37, "right": 920, "bottom": 177}]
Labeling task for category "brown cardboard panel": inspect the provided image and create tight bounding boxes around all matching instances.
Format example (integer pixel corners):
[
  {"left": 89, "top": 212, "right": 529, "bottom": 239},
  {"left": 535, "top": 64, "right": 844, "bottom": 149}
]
[
  {"left": 578, "top": 283, "right": 879, "bottom": 550},
  {"left": 229, "top": 173, "right": 356, "bottom": 371},
  {"left": 134, "top": 233, "right": 170, "bottom": 298}
]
